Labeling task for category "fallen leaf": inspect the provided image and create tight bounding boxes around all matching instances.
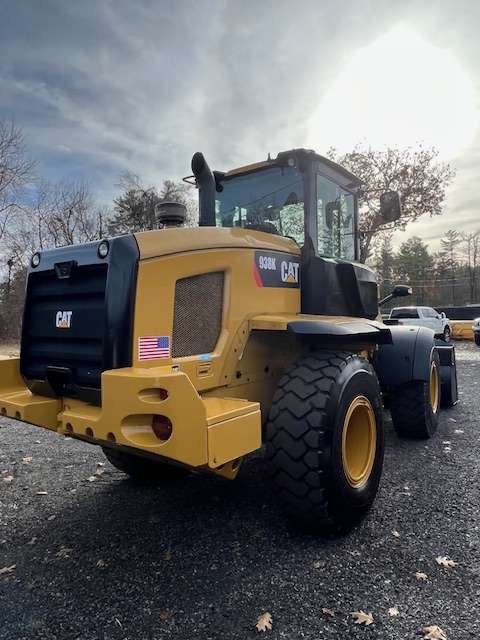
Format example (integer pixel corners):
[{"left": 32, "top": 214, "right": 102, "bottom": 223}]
[
  {"left": 87, "top": 476, "right": 97, "bottom": 482},
  {"left": 3, "top": 475, "right": 13, "bottom": 483},
  {"left": 436, "top": 556, "right": 457, "bottom": 568},
  {"left": 351, "top": 611, "right": 374, "bottom": 626},
  {"left": 95, "top": 462, "right": 106, "bottom": 477},
  {"left": 388, "top": 607, "right": 399, "bottom": 617},
  {"left": 322, "top": 607, "right": 335, "bottom": 618},
  {"left": 27, "top": 537, "right": 37, "bottom": 546},
  {"left": 415, "top": 571, "right": 428, "bottom": 581},
  {"left": 256, "top": 612, "right": 273, "bottom": 632},
  {"left": 22, "top": 457, "right": 33, "bottom": 464},
  {"left": 422, "top": 625, "right": 447, "bottom": 639},
  {"left": 164, "top": 547, "right": 172, "bottom": 561},
  {"left": 392, "top": 530, "right": 400, "bottom": 538},
  {"left": 36, "top": 491, "right": 48, "bottom": 495},
  {"left": 55, "top": 546, "right": 72, "bottom": 559},
  {"left": 159, "top": 610, "right": 173, "bottom": 621},
  {"left": 313, "top": 560, "right": 323, "bottom": 568},
  {"left": 96, "top": 559, "right": 107, "bottom": 568},
  {"left": 47, "top": 515, "right": 56, "bottom": 521},
  {"left": 0, "top": 565, "right": 16, "bottom": 575}
]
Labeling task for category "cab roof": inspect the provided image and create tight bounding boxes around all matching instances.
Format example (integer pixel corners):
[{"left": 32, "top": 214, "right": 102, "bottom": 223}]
[{"left": 223, "top": 148, "right": 362, "bottom": 189}]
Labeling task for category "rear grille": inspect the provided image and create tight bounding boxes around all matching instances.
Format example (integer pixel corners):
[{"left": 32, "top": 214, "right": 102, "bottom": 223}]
[
  {"left": 172, "top": 272, "right": 224, "bottom": 357},
  {"left": 21, "top": 263, "right": 108, "bottom": 389}
]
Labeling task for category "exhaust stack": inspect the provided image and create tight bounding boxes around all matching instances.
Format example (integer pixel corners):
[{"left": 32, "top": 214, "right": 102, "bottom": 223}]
[{"left": 191, "top": 152, "right": 216, "bottom": 227}]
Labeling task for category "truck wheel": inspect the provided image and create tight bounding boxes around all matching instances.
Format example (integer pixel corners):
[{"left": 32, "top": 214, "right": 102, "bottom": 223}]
[
  {"left": 102, "top": 447, "right": 188, "bottom": 481},
  {"left": 389, "top": 349, "right": 440, "bottom": 439},
  {"left": 266, "top": 351, "right": 384, "bottom": 536},
  {"left": 442, "top": 326, "right": 451, "bottom": 342},
  {"left": 475, "top": 332, "right": 480, "bottom": 347}
]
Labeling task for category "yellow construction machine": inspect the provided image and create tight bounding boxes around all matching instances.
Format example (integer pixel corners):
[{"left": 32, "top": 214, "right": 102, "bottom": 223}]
[{"left": 0, "top": 149, "right": 457, "bottom": 535}]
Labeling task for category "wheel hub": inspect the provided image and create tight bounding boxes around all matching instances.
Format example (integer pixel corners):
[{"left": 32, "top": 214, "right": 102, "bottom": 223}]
[
  {"left": 341, "top": 396, "right": 377, "bottom": 488},
  {"left": 430, "top": 361, "right": 439, "bottom": 413}
]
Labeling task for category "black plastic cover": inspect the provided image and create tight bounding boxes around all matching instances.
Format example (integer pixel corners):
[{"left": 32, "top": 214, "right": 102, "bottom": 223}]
[
  {"left": 300, "top": 240, "right": 379, "bottom": 319},
  {"left": 20, "top": 235, "right": 138, "bottom": 405}
]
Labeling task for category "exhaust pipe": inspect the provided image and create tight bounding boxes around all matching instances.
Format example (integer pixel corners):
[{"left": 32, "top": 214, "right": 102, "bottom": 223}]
[{"left": 191, "top": 152, "right": 216, "bottom": 227}]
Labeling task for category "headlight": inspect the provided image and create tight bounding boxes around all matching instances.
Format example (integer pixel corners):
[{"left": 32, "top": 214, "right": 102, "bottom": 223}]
[
  {"left": 98, "top": 240, "right": 109, "bottom": 259},
  {"left": 31, "top": 252, "right": 41, "bottom": 268}
]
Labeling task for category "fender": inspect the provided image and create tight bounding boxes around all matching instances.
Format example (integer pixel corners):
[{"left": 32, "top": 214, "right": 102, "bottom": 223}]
[
  {"left": 287, "top": 319, "right": 392, "bottom": 344},
  {"left": 373, "top": 325, "right": 435, "bottom": 387}
]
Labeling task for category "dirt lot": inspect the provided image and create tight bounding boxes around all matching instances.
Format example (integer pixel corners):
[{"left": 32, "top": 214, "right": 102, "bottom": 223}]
[{"left": 0, "top": 342, "right": 479, "bottom": 639}]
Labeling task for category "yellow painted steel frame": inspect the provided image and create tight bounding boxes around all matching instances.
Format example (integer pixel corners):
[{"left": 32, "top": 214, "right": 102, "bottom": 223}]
[
  {"left": 0, "top": 227, "right": 378, "bottom": 478},
  {"left": 0, "top": 358, "right": 261, "bottom": 475}
]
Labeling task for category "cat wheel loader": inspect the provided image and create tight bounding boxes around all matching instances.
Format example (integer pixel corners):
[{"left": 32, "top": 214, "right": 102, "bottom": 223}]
[{"left": 0, "top": 149, "right": 458, "bottom": 535}]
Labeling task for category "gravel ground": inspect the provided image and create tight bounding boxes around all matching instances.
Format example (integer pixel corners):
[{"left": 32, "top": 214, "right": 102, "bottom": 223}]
[{"left": 0, "top": 342, "right": 479, "bottom": 640}]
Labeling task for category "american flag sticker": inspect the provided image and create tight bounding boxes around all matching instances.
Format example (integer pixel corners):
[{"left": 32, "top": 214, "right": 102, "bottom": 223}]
[{"left": 138, "top": 336, "right": 171, "bottom": 360}]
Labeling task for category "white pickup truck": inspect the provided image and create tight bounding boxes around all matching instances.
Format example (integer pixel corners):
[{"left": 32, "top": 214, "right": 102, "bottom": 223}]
[{"left": 389, "top": 306, "right": 451, "bottom": 342}]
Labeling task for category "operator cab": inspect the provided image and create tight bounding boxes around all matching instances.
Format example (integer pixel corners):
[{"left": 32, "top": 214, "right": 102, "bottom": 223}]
[
  {"left": 213, "top": 149, "right": 360, "bottom": 261},
  {"left": 190, "top": 149, "right": 401, "bottom": 320}
]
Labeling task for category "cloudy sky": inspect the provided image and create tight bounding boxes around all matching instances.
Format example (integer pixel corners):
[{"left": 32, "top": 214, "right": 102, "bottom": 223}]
[{"left": 1, "top": 0, "right": 479, "bottom": 250}]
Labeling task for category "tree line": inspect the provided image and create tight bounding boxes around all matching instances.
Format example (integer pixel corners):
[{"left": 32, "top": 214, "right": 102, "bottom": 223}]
[
  {"left": 0, "top": 120, "right": 196, "bottom": 338},
  {"left": 0, "top": 118, "right": 456, "bottom": 339},
  {"left": 375, "top": 230, "right": 480, "bottom": 308}
]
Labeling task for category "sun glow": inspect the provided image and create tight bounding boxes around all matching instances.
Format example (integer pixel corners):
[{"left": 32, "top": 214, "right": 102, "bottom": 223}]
[{"left": 308, "top": 27, "right": 478, "bottom": 158}]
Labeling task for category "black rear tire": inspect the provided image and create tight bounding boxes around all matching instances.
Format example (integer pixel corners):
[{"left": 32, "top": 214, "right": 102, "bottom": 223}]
[
  {"left": 389, "top": 349, "right": 440, "bottom": 439},
  {"left": 102, "top": 447, "right": 188, "bottom": 481},
  {"left": 266, "top": 351, "right": 384, "bottom": 536}
]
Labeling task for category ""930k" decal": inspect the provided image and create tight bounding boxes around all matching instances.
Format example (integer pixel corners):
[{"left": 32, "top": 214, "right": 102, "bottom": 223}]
[{"left": 253, "top": 251, "right": 300, "bottom": 288}]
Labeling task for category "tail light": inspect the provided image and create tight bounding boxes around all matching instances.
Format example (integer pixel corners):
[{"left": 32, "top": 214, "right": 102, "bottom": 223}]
[{"left": 152, "top": 415, "right": 172, "bottom": 441}]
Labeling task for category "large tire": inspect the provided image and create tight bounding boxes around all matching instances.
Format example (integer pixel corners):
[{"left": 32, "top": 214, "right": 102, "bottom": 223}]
[
  {"left": 266, "top": 351, "right": 384, "bottom": 536},
  {"left": 389, "top": 349, "right": 440, "bottom": 439},
  {"left": 102, "top": 447, "right": 188, "bottom": 481}
]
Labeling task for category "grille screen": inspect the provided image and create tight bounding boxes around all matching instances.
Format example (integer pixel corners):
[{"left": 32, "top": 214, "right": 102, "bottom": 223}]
[{"left": 172, "top": 272, "right": 224, "bottom": 358}]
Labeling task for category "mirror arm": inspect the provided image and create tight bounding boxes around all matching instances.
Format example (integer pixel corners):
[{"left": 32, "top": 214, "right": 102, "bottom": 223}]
[{"left": 378, "top": 292, "right": 394, "bottom": 306}]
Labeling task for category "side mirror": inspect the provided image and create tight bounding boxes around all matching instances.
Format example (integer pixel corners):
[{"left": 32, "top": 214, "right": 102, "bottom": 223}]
[
  {"left": 380, "top": 191, "right": 402, "bottom": 223},
  {"left": 392, "top": 284, "right": 412, "bottom": 298},
  {"left": 379, "top": 283, "right": 412, "bottom": 306}
]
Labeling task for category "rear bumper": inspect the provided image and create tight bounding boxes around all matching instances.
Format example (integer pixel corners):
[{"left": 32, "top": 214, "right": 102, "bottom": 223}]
[{"left": 0, "top": 357, "right": 261, "bottom": 472}]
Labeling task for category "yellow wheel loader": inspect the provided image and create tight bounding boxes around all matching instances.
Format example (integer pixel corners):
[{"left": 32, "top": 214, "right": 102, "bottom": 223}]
[{"left": 0, "top": 149, "right": 458, "bottom": 535}]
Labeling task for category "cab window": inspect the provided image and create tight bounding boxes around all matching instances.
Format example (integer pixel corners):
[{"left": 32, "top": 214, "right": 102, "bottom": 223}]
[
  {"left": 317, "top": 174, "right": 355, "bottom": 261},
  {"left": 215, "top": 166, "right": 305, "bottom": 245}
]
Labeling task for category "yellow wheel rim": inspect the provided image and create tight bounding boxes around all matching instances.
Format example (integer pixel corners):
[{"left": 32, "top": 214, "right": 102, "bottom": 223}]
[
  {"left": 430, "top": 361, "right": 439, "bottom": 414},
  {"left": 341, "top": 396, "right": 377, "bottom": 488}
]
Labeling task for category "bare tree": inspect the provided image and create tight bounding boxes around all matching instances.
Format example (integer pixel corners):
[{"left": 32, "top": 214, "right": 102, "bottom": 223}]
[
  {"left": 6, "top": 179, "right": 105, "bottom": 264},
  {"left": 0, "top": 120, "right": 35, "bottom": 242},
  {"left": 328, "top": 145, "right": 455, "bottom": 262}
]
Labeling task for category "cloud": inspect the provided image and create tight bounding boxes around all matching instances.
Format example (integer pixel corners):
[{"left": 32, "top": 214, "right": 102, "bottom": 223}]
[{"left": 0, "top": 0, "right": 479, "bottom": 250}]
